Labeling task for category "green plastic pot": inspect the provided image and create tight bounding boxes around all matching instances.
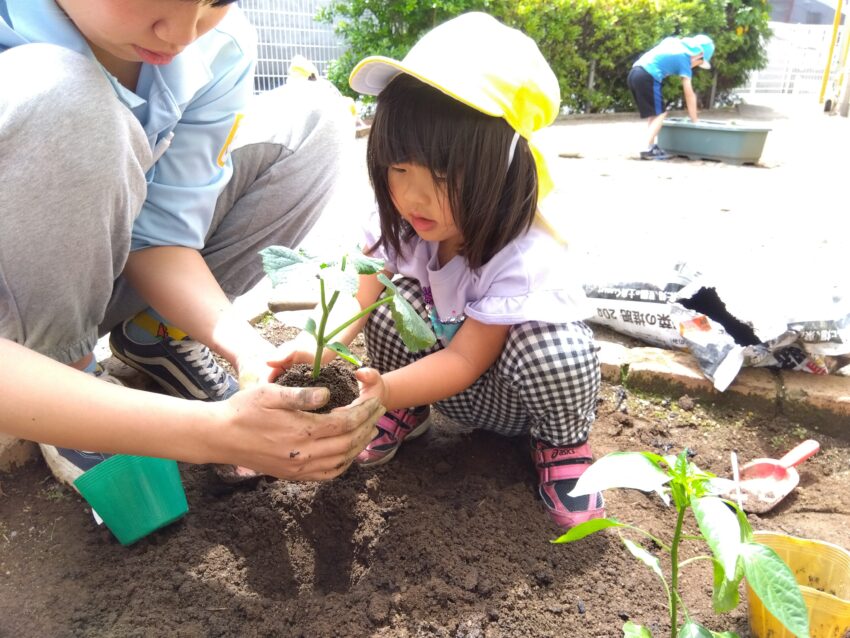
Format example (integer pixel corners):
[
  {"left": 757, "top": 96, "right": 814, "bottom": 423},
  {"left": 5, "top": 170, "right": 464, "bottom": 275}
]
[{"left": 73, "top": 455, "right": 188, "bottom": 546}]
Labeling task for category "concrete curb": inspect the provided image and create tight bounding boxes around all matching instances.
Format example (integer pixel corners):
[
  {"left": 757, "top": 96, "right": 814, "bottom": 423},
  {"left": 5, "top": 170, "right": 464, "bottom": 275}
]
[
  {"left": 599, "top": 340, "right": 850, "bottom": 440},
  {"left": 0, "top": 433, "right": 38, "bottom": 473}
]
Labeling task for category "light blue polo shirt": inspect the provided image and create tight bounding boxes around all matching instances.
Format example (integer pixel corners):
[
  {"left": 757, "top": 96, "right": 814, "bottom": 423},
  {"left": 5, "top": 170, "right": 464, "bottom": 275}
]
[
  {"left": 0, "top": 0, "right": 257, "bottom": 251},
  {"left": 633, "top": 37, "right": 693, "bottom": 83}
]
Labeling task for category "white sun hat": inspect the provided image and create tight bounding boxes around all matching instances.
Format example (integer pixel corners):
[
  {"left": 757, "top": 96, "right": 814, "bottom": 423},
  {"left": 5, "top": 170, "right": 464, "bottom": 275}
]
[{"left": 349, "top": 12, "right": 561, "bottom": 201}]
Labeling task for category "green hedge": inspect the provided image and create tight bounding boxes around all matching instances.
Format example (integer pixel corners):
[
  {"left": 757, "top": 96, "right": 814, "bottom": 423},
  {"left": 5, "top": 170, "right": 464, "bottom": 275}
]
[{"left": 318, "top": 0, "right": 771, "bottom": 113}]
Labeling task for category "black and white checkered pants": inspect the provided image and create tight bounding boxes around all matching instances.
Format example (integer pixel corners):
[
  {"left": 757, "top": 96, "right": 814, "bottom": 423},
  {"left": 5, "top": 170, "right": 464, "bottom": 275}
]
[{"left": 364, "top": 278, "right": 600, "bottom": 446}]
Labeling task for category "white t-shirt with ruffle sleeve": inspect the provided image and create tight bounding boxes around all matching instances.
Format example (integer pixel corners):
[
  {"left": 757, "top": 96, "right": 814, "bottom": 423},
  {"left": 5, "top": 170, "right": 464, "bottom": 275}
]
[{"left": 364, "top": 215, "right": 591, "bottom": 343}]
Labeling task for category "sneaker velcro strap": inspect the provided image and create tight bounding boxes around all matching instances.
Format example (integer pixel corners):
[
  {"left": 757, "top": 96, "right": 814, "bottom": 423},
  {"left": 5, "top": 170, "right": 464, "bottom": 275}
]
[
  {"left": 533, "top": 441, "right": 594, "bottom": 485},
  {"left": 379, "top": 409, "right": 416, "bottom": 437},
  {"left": 536, "top": 457, "right": 593, "bottom": 484}
]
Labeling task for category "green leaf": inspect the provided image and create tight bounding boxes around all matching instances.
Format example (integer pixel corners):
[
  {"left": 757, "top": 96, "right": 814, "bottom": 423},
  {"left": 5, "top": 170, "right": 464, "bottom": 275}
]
[
  {"left": 735, "top": 506, "right": 752, "bottom": 542},
  {"left": 623, "top": 621, "right": 653, "bottom": 637},
  {"left": 623, "top": 538, "right": 663, "bottom": 581},
  {"left": 711, "top": 558, "right": 741, "bottom": 613},
  {"left": 326, "top": 342, "right": 362, "bottom": 366},
  {"left": 380, "top": 274, "right": 436, "bottom": 352},
  {"left": 569, "top": 452, "right": 670, "bottom": 498},
  {"left": 677, "top": 622, "right": 713, "bottom": 638},
  {"left": 740, "top": 542, "right": 810, "bottom": 638},
  {"left": 692, "top": 496, "right": 741, "bottom": 576},
  {"left": 551, "top": 518, "right": 626, "bottom": 543},
  {"left": 348, "top": 253, "right": 385, "bottom": 275},
  {"left": 304, "top": 318, "right": 317, "bottom": 337},
  {"left": 318, "top": 267, "right": 360, "bottom": 296},
  {"left": 709, "top": 631, "right": 740, "bottom": 637},
  {"left": 260, "top": 246, "right": 310, "bottom": 286}
]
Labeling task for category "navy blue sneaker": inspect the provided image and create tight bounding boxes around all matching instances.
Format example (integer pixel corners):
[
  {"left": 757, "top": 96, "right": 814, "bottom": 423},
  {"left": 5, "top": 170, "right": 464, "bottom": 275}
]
[
  {"left": 640, "top": 144, "right": 671, "bottom": 161},
  {"left": 109, "top": 320, "right": 238, "bottom": 401}
]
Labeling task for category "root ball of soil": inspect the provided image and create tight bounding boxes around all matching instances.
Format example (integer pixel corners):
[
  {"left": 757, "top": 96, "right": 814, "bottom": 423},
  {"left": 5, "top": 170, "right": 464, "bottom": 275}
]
[{"left": 275, "top": 360, "right": 358, "bottom": 413}]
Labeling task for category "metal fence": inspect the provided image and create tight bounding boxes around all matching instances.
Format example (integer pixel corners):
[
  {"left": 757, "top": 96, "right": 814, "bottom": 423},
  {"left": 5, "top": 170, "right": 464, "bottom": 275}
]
[
  {"left": 737, "top": 21, "right": 847, "bottom": 95},
  {"left": 237, "top": 8, "right": 845, "bottom": 99},
  {"left": 239, "top": 0, "right": 346, "bottom": 92}
]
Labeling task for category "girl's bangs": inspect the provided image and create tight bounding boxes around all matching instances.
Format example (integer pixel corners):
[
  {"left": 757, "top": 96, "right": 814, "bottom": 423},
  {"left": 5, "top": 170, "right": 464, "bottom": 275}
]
[{"left": 371, "top": 80, "right": 465, "bottom": 174}]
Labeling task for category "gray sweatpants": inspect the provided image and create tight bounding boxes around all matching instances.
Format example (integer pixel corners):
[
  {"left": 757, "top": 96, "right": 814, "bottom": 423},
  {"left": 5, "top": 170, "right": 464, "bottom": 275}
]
[{"left": 0, "top": 44, "right": 351, "bottom": 365}]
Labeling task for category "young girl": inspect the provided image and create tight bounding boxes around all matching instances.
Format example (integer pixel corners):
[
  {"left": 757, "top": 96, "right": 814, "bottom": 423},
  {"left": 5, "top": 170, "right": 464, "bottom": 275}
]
[{"left": 284, "top": 12, "right": 604, "bottom": 528}]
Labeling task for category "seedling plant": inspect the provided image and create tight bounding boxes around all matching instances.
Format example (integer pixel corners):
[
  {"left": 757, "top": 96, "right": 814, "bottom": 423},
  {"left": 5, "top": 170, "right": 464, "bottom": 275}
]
[
  {"left": 556, "top": 449, "right": 811, "bottom": 638},
  {"left": 260, "top": 246, "right": 436, "bottom": 379}
]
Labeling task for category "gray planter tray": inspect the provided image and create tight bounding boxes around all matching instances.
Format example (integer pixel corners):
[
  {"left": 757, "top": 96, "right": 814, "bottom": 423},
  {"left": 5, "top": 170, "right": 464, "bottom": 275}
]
[{"left": 658, "top": 118, "right": 771, "bottom": 165}]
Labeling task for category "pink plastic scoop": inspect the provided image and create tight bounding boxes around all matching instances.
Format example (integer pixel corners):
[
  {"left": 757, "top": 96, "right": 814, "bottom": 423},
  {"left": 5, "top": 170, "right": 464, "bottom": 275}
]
[{"left": 734, "top": 439, "right": 821, "bottom": 513}]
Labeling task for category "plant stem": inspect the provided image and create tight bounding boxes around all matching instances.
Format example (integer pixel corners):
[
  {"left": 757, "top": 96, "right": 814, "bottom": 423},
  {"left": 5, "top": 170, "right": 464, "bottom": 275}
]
[
  {"left": 312, "top": 256, "right": 347, "bottom": 379},
  {"left": 621, "top": 524, "right": 672, "bottom": 553},
  {"left": 678, "top": 555, "right": 713, "bottom": 569},
  {"left": 312, "top": 278, "right": 329, "bottom": 379},
  {"left": 669, "top": 504, "right": 687, "bottom": 638},
  {"left": 323, "top": 295, "right": 392, "bottom": 343}
]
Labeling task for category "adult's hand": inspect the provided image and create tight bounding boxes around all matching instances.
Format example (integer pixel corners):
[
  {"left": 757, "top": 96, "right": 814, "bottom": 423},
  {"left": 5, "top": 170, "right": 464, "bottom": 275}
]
[{"left": 211, "top": 384, "right": 382, "bottom": 481}]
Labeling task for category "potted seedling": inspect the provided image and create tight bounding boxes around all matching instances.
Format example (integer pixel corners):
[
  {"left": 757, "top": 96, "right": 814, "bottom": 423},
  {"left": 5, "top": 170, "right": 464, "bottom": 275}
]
[
  {"left": 259, "top": 245, "right": 436, "bottom": 410},
  {"left": 555, "top": 449, "right": 811, "bottom": 638}
]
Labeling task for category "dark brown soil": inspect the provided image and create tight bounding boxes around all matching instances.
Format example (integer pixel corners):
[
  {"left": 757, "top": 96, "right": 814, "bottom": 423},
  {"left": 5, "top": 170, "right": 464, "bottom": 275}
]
[
  {"left": 1, "top": 319, "right": 848, "bottom": 638},
  {"left": 275, "top": 360, "right": 359, "bottom": 413}
]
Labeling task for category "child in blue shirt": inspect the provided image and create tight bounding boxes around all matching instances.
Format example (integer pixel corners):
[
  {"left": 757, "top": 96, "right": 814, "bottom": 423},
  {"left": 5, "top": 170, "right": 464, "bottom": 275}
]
[
  {"left": 627, "top": 35, "right": 715, "bottom": 159},
  {"left": 0, "top": 0, "right": 382, "bottom": 487}
]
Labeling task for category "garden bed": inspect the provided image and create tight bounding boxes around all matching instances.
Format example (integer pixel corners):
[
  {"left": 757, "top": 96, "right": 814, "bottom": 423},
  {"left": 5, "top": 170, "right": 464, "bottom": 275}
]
[{"left": 1, "top": 319, "right": 848, "bottom": 637}]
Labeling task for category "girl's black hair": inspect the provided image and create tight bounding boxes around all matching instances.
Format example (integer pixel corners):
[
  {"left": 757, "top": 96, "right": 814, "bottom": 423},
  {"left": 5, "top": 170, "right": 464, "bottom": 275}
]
[{"left": 367, "top": 73, "right": 538, "bottom": 269}]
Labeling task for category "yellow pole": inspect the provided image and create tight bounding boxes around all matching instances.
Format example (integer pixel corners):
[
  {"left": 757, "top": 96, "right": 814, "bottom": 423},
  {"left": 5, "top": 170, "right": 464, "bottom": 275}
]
[
  {"left": 837, "top": 20, "right": 850, "bottom": 93},
  {"left": 819, "top": 0, "right": 845, "bottom": 103}
]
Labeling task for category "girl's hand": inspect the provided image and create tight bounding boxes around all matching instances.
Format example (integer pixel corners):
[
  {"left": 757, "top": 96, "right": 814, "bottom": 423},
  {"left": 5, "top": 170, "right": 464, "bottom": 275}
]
[
  {"left": 352, "top": 367, "right": 387, "bottom": 407},
  {"left": 265, "top": 331, "right": 320, "bottom": 374},
  {"left": 266, "top": 331, "right": 337, "bottom": 378}
]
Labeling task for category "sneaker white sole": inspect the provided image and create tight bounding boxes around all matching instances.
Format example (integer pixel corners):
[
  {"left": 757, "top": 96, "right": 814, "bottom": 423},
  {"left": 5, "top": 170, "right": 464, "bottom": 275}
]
[{"left": 39, "top": 444, "right": 84, "bottom": 490}]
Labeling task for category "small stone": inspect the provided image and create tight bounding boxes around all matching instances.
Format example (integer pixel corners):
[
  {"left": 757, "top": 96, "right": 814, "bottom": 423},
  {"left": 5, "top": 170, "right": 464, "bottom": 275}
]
[
  {"left": 366, "top": 594, "right": 390, "bottom": 625},
  {"left": 677, "top": 395, "right": 696, "bottom": 411},
  {"left": 577, "top": 600, "right": 586, "bottom": 614},
  {"left": 534, "top": 568, "right": 554, "bottom": 587}
]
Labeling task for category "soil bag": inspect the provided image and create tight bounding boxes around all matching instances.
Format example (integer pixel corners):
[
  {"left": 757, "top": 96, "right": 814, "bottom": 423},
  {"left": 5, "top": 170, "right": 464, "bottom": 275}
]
[{"left": 584, "top": 262, "right": 850, "bottom": 391}]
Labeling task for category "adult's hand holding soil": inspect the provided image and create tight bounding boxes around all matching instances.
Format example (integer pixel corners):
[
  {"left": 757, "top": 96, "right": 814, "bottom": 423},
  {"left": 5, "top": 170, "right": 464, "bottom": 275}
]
[{"left": 213, "top": 385, "right": 383, "bottom": 481}]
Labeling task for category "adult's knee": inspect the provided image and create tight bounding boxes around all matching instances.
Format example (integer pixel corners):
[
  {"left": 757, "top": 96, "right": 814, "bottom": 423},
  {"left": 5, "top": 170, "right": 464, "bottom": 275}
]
[
  {"left": 234, "top": 80, "right": 355, "bottom": 164},
  {"left": 0, "top": 44, "right": 150, "bottom": 181}
]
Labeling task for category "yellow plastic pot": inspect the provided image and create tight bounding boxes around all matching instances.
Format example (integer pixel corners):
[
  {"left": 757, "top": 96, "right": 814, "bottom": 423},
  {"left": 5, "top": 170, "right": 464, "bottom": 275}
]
[{"left": 746, "top": 531, "right": 850, "bottom": 638}]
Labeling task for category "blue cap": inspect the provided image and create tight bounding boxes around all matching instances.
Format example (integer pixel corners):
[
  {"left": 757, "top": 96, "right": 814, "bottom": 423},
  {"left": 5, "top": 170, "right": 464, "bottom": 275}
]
[{"left": 683, "top": 34, "right": 715, "bottom": 69}]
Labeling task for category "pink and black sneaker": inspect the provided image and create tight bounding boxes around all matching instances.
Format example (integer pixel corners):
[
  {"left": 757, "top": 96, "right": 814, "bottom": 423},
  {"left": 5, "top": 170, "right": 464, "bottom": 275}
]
[
  {"left": 355, "top": 406, "right": 431, "bottom": 467},
  {"left": 532, "top": 438, "right": 605, "bottom": 529}
]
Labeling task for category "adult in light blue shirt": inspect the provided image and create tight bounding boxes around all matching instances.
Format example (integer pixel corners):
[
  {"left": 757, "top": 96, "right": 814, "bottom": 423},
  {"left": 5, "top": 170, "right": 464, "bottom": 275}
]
[
  {"left": 627, "top": 35, "right": 715, "bottom": 159},
  {"left": 0, "top": 0, "right": 383, "bottom": 494}
]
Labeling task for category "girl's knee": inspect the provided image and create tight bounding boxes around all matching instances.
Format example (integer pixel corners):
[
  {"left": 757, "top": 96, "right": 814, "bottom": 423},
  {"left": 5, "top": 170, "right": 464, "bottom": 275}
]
[{"left": 508, "top": 322, "right": 599, "bottom": 371}]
